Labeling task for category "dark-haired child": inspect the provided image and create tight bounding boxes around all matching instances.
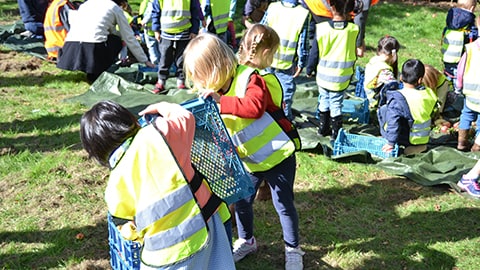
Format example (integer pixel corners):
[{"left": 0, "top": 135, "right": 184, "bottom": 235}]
[
  {"left": 378, "top": 59, "right": 438, "bottom": 154},
  {"left": 80, "top": 100, "right": 234, "bottom": 269}
]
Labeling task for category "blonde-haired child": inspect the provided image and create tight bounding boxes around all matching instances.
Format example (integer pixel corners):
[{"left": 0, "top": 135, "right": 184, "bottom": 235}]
[
  {"left": 363, "top": 35, "right": 400, "bottom": 109},
  {"left": 184, "top": 29, "right": 304, "bottom": 270}
]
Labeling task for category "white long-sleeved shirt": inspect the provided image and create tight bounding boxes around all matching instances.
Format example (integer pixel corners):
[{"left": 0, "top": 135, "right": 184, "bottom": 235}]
[{"left": 66, "top": 0, "right": 148, "bottom": 63}]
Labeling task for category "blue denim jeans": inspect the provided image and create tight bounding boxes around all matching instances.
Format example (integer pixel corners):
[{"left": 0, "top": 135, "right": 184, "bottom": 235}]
[
  {"left": 459, "top": 99, "right": 479, "bottom": 131},
  {"left": 317, "top": 86, "right": 345, "bottom": 117},
  {"left": 267, "top": 66, "right": 296, "bottom": 121},
  {"left": 234, "top": 155, "right": 300, "bottom": 248},
  {"left": 144, "top": 32, "right": 160, "bottom": 64},
  {"left": 17, "top": 0, "right": 48, "bottom": 37}
]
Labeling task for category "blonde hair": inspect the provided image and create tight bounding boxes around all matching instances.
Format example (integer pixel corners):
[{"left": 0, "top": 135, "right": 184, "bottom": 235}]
[
  {"left": 237, "top": 24, "right": 280, "bottom": 66},
  {"left": 183, "top": 33, "right": 237, "bottom": 92},
  {"left": 458, "top": 0, "right": 476, "bottom": 10},
  {"left": 423, "top": 64, "right": 442, "bottom": 91}
]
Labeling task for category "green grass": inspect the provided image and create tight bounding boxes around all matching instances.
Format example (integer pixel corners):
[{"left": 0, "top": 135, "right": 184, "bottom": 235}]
[{"left": 1, "top": 0, "right": 480, "bottom": 269}]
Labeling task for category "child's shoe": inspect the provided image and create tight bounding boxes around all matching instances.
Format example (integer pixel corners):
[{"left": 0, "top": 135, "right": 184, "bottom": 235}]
[
  {"left": 233, "top": 237, "right": 257, "bottom": 262},
  {"left": 465, "top": 179, "right": 480, "bottom": 198},
  {"left": 457, "top": 175, "right": 475, "bottom": 191},
  {"left": 285, "top": 246, "right": 305, "bottom": 270},
  {"left": 152, "top": 80, "right": 167, "bottom": 94},
  {"left": 177, "top": 79, "right": 186, "bottom": 89}
]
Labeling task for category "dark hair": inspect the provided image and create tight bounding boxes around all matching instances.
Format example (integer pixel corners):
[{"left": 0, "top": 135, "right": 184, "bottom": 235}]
[
  {"left": 377, "top": 36, "right": 401, "bottom": 76},
  {"left": 330, "top": 0, "right": 355, "bottom": 16},
  {"left": 80, "top": 100, "right": 140, "bottom": 167},
  {"left": 401, "top": 59, "right": 425, "bottom": 85}
]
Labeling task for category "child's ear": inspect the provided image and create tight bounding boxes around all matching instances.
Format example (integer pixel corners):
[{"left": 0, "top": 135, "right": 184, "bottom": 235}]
[
  {"left": 417, "top": 77, "right": 423, "bottom": 85},
  {"left": 262, "top": 48, "right": 271, "bottom": 58}
]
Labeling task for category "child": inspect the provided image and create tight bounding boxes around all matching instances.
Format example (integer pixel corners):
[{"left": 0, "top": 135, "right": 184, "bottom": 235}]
[
  {"left": 151, "top": 0, "right": 201, "bottom": 94},
  {"left": 363, "top": 36, "right": 400, "bottom": 109},
  {"left": 378, "top": 59, "right": 438, "bottom": 154},
  {"left": 80, "top": 100, "right": 234, "bottom": 269},
  {"left": 441, "top": 0, "right": 477, "bottom": 89},
  {"left": 457, "top": 158, "right": 480, "bottom": 198},
  {"left": 201, "top": 0, "right": 230, "bottom": 45},
  {"left": 310, "top": 0, "right": 359, "bottom": 140},
  {"left": 57, "top": 0, "right": 154, "bottom": 83},
  {"left": 183, "top": 30, "right": 304, "bottom": 270},
  {"left": 423, "top": 64, "right": 450, "bottom": 117},
  {"left": 455, "top": 26, "right": 480, "bottom": 152},
  {"left": 242, "top": 0, "right": 270, "bottom": 29},
  {"left": 262, "top": 0, "right": 310, "bottom": 121},
  {"left": 139, "top": 0, "right": 161, "bottom": 65},
  {"left": 43, "top": 0, "right": 79, "bottom": 62}
]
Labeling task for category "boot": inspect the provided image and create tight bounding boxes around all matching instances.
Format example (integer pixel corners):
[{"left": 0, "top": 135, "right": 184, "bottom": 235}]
[
  {"left": 457, "top": 129, "right": 471, "bottom": 151},
  {"left": 316, "top": 111, "right": 331, "bottom": 136},
  {"left": 331, "top": 115, "right": 343, "bottom": 141},
  {"left": 471, "top": 136, "right": 480, "bottom": 152}
]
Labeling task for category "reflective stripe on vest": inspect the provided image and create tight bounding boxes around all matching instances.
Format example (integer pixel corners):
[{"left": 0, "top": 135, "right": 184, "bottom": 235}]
[
  {"left": 442, "top": 29, "right": 465, "bottom": 64},
  {"left": 315, "top": 22, "right": 358, "bottom": 91},
  {"left": 209, "top": 0, "right": 230, "bottom": 34},
  {"left": 266, "top": 2, "right": 309, "bottom": 70},
  {"left": 259, "top": 69, "right": 302, "bottom": 150},
  {"left": 399, "top": 87, "right": 437, "bottom": 145},
  {"left": 159, "top": 0, "right": 191, "bottom": 33},
  {"left": 106, "top": 125, "right": 212, "bottom": 267},
  {"left": 462, "top": 43, "right": 480, "bottom": 112},
  {"left": 44, "top": 0, "right": 70, "bottom": 58},
  {"left": 222, "top": 65, "right": 295, "bottom": 172}
]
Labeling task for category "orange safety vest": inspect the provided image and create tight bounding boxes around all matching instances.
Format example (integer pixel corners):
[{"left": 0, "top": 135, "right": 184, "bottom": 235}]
[
  {"left": 303, "top": 0, "right": 379, "bottom": 18},
  {"left": 44, "top": 0, "right": 76, "bottom": 59}
]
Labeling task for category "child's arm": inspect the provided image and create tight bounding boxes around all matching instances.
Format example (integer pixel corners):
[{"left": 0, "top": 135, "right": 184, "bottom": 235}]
[
  {"left": 219, "top": 74, "right": 268, "bottom": 119},
  {"left": 382, "top": 98, "right": 404, "bottom": 152}
]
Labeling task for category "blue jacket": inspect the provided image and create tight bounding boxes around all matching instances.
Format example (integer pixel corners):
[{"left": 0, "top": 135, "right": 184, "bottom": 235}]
[{"left": 378, "top": 88, "right": 413, "bottom": 147}]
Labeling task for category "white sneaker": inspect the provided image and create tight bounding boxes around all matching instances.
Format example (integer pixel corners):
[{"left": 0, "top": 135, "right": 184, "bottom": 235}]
[
  {"left": 285, "top": 246, "right": 305, "bottom": 270},
  {"left": 232, "top": 237, "right": 257, "bottom": 262}
]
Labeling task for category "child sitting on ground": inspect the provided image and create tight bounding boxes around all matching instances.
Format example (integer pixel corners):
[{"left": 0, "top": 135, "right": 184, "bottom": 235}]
[
  {"left": 363, "top": 35, "right": 400, "bottom": 109},
  {"left": 378, "top": 59, "right": 438, "bottom": 155}
]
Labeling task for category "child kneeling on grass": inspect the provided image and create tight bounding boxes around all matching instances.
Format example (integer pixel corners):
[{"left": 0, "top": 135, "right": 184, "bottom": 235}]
[
  {"left": 80, "top": 100, "right": 234, "bottom": 269},
  {"left": 377, "top": 59, "right": 438, "bottom": 155}
]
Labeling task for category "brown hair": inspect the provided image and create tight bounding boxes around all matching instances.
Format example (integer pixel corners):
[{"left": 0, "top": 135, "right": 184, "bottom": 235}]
[{"left": 377, "top": 36, "right": 401, "bottom": 77}]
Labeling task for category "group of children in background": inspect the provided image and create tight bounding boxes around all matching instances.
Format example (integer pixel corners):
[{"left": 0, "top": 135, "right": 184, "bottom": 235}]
[{"left": 15, "top": 0, "right": 480, "bottom": 268}]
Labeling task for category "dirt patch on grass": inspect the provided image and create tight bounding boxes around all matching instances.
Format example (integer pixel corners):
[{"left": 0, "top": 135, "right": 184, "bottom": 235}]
[{"left": 0, "top": 50, "right": 42, "bottom": 72}]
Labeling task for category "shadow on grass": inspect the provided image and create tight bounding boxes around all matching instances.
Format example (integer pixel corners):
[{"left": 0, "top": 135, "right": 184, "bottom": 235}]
[
  {"left": 0, "top": 113, "right": 84, "bottom": 153},
  {"left": 236, "top": 177, "right": 479, "bottom": 269},
  {"left": 0, "top": 70, "right": 88, "bottom": 87},
  {"left": 0, "top": 218, "right": 110, "bottom": 269}
]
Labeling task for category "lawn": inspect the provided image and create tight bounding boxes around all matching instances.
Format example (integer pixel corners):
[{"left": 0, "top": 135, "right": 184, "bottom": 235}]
[{"left": 1, "top": 0, "right": 480, "bottom": 270}]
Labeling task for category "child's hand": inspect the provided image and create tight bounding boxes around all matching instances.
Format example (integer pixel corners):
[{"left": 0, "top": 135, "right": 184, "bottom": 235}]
[
  {"left": 145, "top": 61, "right": 155, "bottom": 68},
  {"left": 293, "top": 67, "right": 302, "bottom": 78},
  {"left": 382, "top": 143, "right": 394, "bottom": 153},
  {"left": 199, "top": 90, "right": 221, "bottom": 103}
]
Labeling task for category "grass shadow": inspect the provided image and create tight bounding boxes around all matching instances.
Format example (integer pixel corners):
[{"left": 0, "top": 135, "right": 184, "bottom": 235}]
[
  {"left": 0, "top": 113, "right": 83, "bottom": 153},
  {"left": 236, "top": 178, "right": 477, "bottom": 269}
]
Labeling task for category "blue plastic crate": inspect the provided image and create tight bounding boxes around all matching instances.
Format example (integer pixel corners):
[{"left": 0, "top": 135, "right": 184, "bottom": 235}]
[
  {"left": 342, "top": 98, "right": 369, "bottom": 124},
  {"left": 108, "top": 214, "right": 141, "bottom": 270},
  {"left": 333, "top": 129, "right": 398, "bottom": 158},
  {"left": 180, "top": 97, "right": 255, "bottom": 205}
]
